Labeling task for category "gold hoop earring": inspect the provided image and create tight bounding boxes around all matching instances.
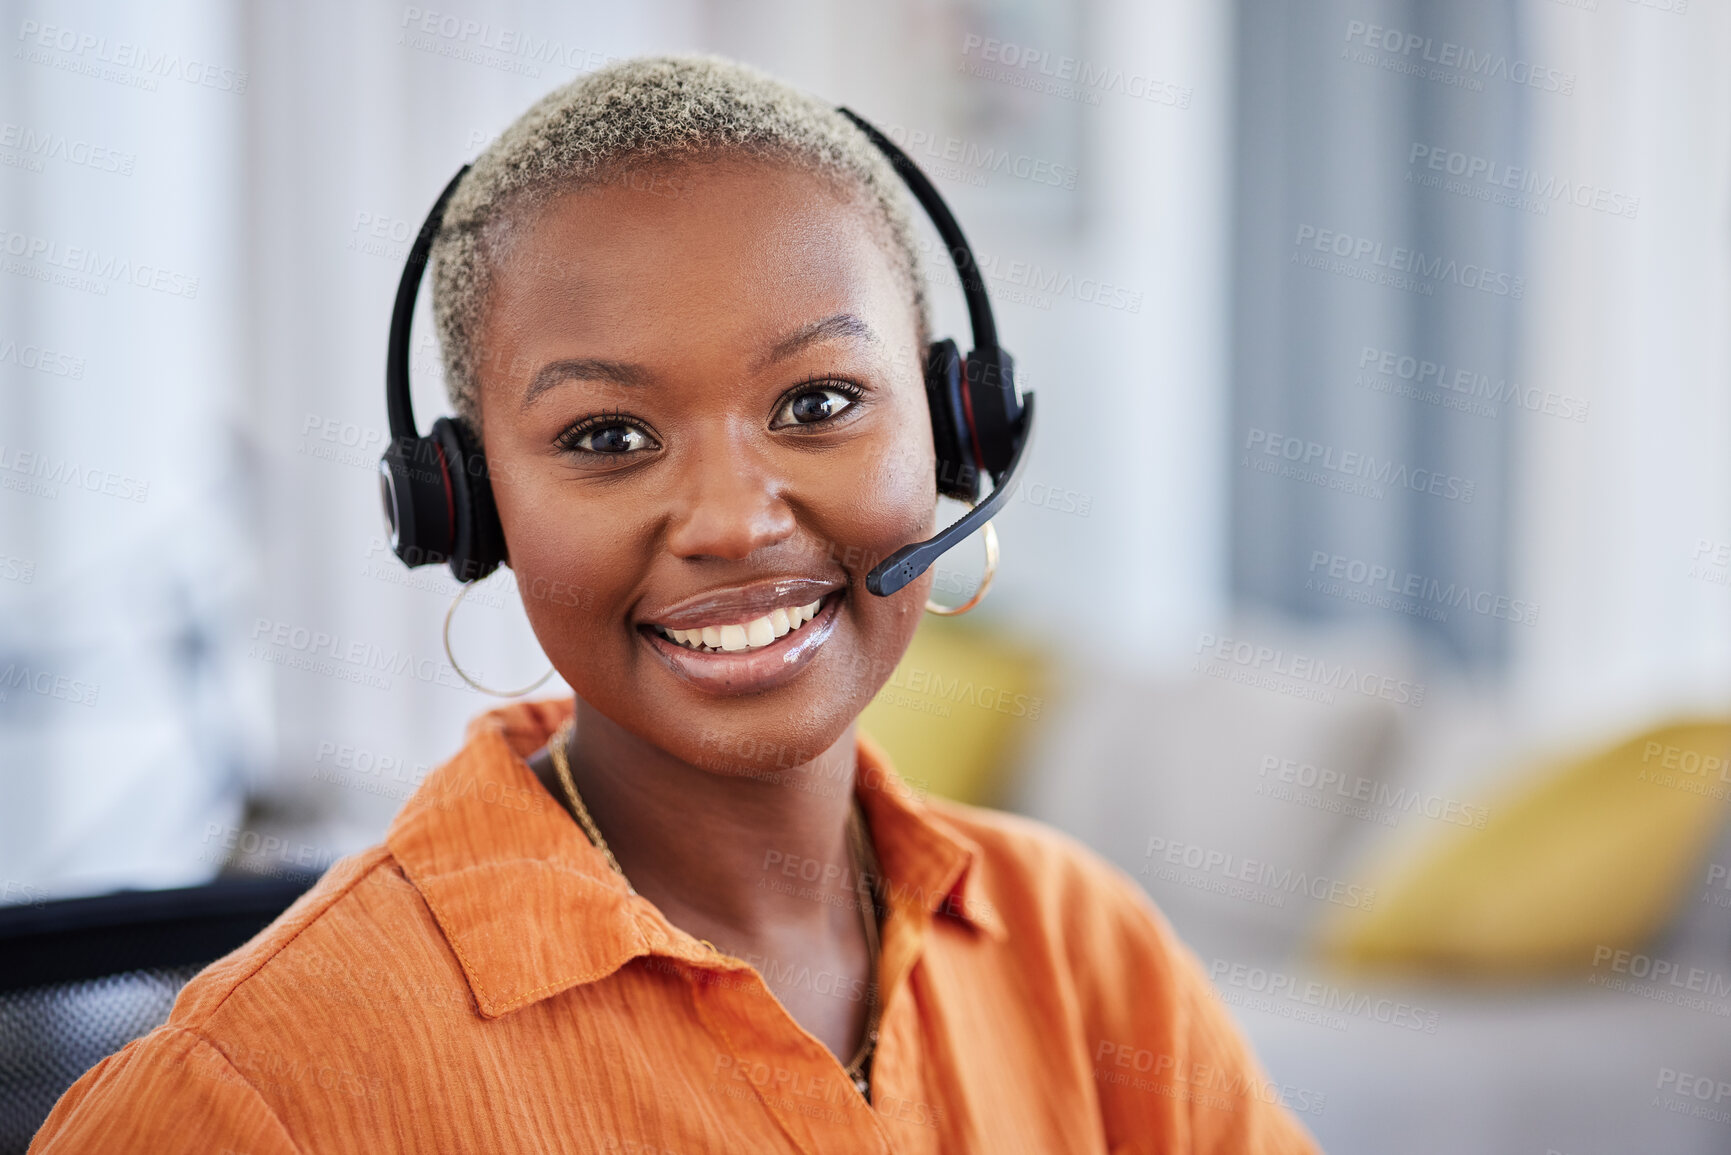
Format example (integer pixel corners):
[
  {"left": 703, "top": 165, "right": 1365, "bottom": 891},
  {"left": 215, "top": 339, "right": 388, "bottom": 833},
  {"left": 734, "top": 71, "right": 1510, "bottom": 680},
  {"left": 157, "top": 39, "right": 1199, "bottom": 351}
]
[
  {"left": 443, "top": 579, "right": 556, "bottom": 697},
  {"left": 925, "top": 520, "right": 999, "bottom": 616}
]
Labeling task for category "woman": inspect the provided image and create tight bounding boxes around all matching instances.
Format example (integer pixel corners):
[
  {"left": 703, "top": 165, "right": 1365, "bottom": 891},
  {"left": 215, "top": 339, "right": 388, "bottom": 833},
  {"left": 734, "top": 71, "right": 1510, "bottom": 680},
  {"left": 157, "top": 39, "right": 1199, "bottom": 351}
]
[{"left": 33, "top": 57, "right": 1318, "bottom": 1154}]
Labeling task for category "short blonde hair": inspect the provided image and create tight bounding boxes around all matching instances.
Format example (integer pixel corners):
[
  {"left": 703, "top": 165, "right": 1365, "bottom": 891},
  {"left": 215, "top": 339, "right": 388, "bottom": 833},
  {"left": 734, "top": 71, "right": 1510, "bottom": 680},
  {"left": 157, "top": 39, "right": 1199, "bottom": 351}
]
[{"left": 431, "top": 54, "right": 930, "bottom": 428}]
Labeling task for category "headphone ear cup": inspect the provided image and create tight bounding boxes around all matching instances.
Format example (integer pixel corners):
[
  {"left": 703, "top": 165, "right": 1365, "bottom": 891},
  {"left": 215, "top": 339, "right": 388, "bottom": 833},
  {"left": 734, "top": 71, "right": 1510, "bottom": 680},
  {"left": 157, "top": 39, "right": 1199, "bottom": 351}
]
[
  {"left": 379, "top": 432, "right": 456, "bottom": 568},
  {"left": 430, "top": 417, "right": 505, "bottom": 583},
  {"left": 963, "top": 346, "right": 1021, "bottom": 478},
  {"left": 924, "top": 339, "right": 981, "bottom": 501}
]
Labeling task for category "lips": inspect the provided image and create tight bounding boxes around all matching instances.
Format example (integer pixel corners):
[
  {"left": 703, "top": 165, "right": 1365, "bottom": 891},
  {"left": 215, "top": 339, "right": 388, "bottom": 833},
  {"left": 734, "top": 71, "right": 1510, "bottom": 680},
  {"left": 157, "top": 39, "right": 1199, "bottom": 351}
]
[
  {"left": 637, "top": 584, "right": 845, "bottom": 696},
  {"left": 641, "top": 576, "right": 843, "bottom": 630}
]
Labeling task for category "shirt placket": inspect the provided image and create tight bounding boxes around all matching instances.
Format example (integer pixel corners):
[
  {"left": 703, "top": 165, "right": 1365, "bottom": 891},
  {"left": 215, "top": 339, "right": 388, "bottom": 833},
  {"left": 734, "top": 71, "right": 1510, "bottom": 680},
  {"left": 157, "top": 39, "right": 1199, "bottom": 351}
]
[
  {"left": 682, "top": 947, "right": 892, "bottom": 1153},
  {"left": 858, "top": 890, "right": 952, "bottom": 1154}
]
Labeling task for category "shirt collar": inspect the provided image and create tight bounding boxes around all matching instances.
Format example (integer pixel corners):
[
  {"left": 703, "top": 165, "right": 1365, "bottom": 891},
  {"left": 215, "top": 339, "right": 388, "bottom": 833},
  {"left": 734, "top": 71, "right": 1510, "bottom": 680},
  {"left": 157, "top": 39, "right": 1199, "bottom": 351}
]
[{"left": 386, "top": 699, "right": 1003, "bottom": 1020}]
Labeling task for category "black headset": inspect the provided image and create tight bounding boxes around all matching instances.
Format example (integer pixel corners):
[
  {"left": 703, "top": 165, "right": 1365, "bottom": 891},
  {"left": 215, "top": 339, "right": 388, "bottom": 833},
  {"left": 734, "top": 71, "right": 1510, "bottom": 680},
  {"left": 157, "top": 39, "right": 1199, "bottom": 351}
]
[{"left": 378, "top": 106, "right": 1034, "bottom": 598}]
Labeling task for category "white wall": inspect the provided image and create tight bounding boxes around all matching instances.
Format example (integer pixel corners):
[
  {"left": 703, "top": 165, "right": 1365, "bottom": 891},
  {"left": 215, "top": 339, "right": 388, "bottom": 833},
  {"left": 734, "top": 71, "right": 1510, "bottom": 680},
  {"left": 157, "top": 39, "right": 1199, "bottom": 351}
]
[
  {"left": 1510, "top": 0, "right": 1731, "bottom": 742},
  {"left": 0, "top": 0, "right": 260, "bottom": 898}
]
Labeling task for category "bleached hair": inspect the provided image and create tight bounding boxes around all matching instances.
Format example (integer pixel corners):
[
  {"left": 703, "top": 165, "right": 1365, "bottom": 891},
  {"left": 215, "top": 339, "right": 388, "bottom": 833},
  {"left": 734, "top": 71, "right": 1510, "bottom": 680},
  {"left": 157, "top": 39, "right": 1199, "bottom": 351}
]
[{"left": 430, "top": 54, "right": 930, "bottom": 429}]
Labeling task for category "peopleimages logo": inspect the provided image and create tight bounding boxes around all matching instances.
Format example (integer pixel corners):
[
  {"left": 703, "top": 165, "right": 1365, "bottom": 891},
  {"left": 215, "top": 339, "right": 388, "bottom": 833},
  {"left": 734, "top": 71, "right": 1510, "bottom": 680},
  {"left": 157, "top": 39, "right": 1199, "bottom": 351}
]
[
  {"left": 1591, "top": 946, "right": 1731, "bottom": 1000},
  {"left": 0, "top": 336, "right": 85, "bottom": 379},
  {"left": 881, "top": 124, "right": 1079, "bottom": 191},
  {"left": 1305, "top": 550, "right": 1540, "bottom": 627},
  {"left": 0, "top": 121, "right": 136, "bottom": 176},
  {"left": 1293, "top": 225, "right": 1524, "bottom": 300},
  {"left": 1690, "top": 539, "right": 1731, "bottom": 592},
  {"left": 0, "top": 663, "right": 100, "bottom": 708},
  {"left": 915, "top": 235, "right": 1143, "bottom": 314},
  {"left": 0, "top": 443, "right": 149, "bottom": 503},
  {"left": 1342, "top": 20, "right": 1575, "bottom": 95},
  {"left": 1408, "top": 143, "right": 1639, "bottom": 220},
  {"left": 1356, "top": 345, "right": 1590, "bottom": 423},
  {"left": 1588, "top": 945, "right": 1731, "bottom": 1018},
  {"left": 1244, "top": 427, "right": 1477, "bottom": 504},
  {"left": 1193, "top": 631, "right": 1426, "bottom": 708},
  {"left": 958, "top": 34, "right": 1192, "bottom": 109},
  {"left": 1142, "top": 836, "right": 1375, "bottom": 910},
  {"left": 1654, "top": 1068, "right": 1731, "bottom": 1126},
  {"left": 1092, "top": 1040, "right": 1328, "bottom": 1117},
  {"left": 15, "top": 19, "right": 248, "bottom": 94},
  {"left": 201, "top": 823, "right": 340, "bottom": 875},
  {"left": 1636, "top": 737, "right": 1731, "bottom": 802},
  {"left": 247, "top": 618, "right": 476, "bottom": 693},
  {"left": 397, "top": 8, "right": 621, "bottom": 77},
  {"left": 0, "top": 226, "right": 199, "bottom": 299},
  {"left": 1257, "top": 754, "right": 1490, "bottom": 830},
  {"left": 1209, "top": 959, "right": 1442, "bottom": 1033}
]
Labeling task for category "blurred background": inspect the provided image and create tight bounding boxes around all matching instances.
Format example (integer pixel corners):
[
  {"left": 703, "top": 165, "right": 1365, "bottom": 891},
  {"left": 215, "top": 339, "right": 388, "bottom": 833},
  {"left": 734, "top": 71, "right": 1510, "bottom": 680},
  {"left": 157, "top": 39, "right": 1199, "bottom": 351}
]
[{"left": 2, "top": 0, "right": 1729, "bottom": 1150}]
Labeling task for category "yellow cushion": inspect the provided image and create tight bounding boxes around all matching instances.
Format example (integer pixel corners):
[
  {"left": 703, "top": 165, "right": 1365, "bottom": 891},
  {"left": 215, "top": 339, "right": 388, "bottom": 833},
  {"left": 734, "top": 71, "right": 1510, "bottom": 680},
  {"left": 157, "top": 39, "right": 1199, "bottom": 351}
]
[
  {"left": 858, "top": 616, "right": 1048, "bottom": 806},
  {"left": 1321, "top": 717, "right": 1731, "bottom": 977}
]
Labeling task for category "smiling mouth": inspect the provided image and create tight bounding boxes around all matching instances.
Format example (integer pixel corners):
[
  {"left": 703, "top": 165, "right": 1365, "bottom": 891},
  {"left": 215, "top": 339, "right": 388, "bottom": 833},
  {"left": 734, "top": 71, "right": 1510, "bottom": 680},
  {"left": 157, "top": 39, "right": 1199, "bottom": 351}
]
[{"left": 650, "top": 598, "right": 824, "bottom": 654}]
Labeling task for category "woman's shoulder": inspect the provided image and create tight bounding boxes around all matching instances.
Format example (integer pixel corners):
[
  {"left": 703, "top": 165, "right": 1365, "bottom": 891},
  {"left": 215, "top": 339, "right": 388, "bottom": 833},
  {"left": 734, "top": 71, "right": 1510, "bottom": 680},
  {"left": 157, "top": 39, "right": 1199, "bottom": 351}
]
[
  {"left": 30, "top": 844, "right": 459, "bottom": 1152},
  {"left": 178, "top": 843, "right": 475, "bottom": 1035},
  {"left": 917, "top": 795, "right": 1185, "bottom": 958},
  {"left": 916, "top": 797, "right": 1323, "bottom": 1154}
]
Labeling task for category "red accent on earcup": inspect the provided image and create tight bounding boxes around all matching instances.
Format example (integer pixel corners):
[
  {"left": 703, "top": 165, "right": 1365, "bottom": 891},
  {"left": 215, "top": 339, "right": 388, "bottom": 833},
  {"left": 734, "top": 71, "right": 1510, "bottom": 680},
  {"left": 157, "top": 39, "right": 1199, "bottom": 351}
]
[
  {"left": 431, "top": 415, "right": 506, "bottom": 583},
  {"left": 431, "top": 438, "right": 456, "bottom": 548},
  {"left": 958, "top": 366, "right": 986, "bottom": 487},
  {"left": 924, "top": 340, "right": 980, "bottom": 501}
]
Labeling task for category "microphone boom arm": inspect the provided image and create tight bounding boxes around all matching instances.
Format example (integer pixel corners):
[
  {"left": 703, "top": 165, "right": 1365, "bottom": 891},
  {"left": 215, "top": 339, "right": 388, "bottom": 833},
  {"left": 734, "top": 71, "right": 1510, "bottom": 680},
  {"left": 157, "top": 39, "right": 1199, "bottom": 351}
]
[{"left": 865, "top": 394, "right": 1035, "bottom": 597}]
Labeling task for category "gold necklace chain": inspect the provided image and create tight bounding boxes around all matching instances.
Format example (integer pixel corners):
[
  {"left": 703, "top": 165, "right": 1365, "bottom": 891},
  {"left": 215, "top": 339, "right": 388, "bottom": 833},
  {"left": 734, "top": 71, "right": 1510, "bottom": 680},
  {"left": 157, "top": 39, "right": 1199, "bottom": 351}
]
[
  {"left": 548, "top": 718, "right": 633, "bottom": 892},
  {"left": 546, "top": 717, "right": 882, "bottom": 1095},
  {"left": 844, "top": 801, "right": 884, "bottom": 1095}
]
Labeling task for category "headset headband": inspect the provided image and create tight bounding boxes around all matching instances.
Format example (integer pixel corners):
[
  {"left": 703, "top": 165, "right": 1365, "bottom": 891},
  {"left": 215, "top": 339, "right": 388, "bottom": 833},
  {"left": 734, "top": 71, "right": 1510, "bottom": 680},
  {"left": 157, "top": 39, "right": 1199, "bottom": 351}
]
[
  {"left": 835, "top": 110, "right": 1033, "bottom": 596},
  {"left": 382, "top": 108, "right": 1034, "bottom": 599},
  {"left": 385, "top": 166, "right": 466, "bottom": 449}
]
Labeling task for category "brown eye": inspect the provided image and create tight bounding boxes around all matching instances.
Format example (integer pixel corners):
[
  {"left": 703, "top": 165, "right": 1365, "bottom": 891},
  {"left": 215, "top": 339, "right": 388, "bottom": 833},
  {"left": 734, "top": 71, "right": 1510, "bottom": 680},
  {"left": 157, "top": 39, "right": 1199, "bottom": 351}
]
[
  {"left": 562, "top": 421, "right": 657, "bottom": 455},
  {"left": 771, "top": 384, "right": 861, "bottom": 429}
]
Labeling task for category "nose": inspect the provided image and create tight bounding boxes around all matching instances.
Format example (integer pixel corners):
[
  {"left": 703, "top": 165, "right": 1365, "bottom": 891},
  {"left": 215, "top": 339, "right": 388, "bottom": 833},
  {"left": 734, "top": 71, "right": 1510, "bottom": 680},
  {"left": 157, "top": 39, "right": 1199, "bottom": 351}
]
[{"left": 663, "top": 428, "right": 797, "bottom": 562}]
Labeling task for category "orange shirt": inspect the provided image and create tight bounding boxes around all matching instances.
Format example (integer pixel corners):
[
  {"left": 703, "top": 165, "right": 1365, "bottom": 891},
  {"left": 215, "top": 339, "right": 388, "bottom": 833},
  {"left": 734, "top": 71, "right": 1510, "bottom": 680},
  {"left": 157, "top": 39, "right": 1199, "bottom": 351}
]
[{"left": 32, "top": 700, "right": 1319, "bottom": 1154}]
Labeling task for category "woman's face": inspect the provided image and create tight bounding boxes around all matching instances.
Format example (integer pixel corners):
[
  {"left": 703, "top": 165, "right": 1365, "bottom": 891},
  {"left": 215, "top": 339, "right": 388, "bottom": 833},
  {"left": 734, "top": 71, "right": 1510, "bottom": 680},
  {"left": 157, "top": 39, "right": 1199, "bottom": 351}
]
[{"left": 474, "top": 158, "right": 936, "bottom": 774}]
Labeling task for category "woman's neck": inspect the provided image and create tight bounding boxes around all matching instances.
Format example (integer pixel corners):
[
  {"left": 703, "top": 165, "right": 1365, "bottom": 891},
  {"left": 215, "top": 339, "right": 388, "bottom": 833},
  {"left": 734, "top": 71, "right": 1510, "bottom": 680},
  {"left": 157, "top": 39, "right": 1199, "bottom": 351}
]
[{"left": 536, "top": 697, "right": 866, "bottom": 943}]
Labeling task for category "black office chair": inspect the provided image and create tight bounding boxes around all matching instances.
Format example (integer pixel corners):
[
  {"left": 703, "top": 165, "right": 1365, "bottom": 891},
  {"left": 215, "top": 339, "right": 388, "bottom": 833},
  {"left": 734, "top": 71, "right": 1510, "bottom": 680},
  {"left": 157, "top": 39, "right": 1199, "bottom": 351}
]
[{"left": 0, "top": 874, "right": 318, "bottom": 1154}]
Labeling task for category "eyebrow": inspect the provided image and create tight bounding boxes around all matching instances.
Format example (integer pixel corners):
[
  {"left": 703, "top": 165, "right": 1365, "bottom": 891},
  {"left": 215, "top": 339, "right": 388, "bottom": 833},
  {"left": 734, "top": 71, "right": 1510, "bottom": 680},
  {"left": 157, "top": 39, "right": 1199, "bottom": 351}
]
[
  {"left": 518, "top": 313, "right": 879, "bottom": 411},
  {"left": 520, "top": 357, "right": 652, "bottom": 411},
  {"left": 754, "top": 313, "right": 879, "bottom": 371}
]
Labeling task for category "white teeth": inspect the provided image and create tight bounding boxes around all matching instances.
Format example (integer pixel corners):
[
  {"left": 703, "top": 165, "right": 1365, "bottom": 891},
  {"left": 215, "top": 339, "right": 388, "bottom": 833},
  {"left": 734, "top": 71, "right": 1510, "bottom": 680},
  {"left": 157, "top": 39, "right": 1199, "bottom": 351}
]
[{"left": 656, "top": 596, "right": 828, "bottom": 654}]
